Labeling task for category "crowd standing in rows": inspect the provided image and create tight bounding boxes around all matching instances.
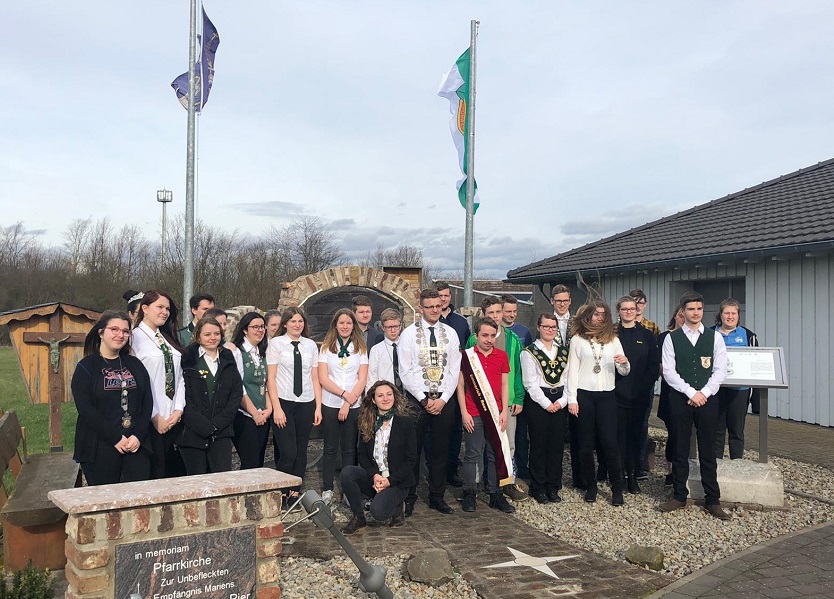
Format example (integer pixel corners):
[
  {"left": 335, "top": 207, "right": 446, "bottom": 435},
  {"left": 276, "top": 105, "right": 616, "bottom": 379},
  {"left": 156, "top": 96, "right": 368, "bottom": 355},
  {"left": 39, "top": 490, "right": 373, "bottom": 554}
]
[{"left": 73, "top": 283, "right": 759, "bottom": 527}]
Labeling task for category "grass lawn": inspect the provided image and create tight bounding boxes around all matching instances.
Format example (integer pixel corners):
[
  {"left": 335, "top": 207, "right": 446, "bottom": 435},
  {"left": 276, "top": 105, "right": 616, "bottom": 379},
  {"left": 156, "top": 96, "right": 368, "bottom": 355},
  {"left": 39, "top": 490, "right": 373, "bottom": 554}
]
[{"left": 0, "top": 347, "right": 77, "bottom": 455}]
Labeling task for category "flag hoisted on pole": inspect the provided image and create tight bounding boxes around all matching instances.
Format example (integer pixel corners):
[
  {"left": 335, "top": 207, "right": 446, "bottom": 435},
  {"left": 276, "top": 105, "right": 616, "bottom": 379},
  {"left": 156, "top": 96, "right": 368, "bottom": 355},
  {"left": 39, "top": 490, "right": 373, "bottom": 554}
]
[
  {"left": 171, "top": 6, "right": 220, "bottom": 112},
  {"left": 438, "top": 47, "right": 480, "bottom": 214},
  {"left": 439, "top": 20, "right": 479, "bottom": 309}
]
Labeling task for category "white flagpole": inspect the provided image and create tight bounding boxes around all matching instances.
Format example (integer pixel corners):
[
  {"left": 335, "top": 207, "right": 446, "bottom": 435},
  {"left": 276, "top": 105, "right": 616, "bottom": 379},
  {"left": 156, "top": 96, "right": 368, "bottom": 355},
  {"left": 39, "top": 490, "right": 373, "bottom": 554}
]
[
  {"left": 183, "top": 0, "right": 198, "bottom": 323},
  {"left": 463, "top": 20, "right": 479, "bottom": 309}
]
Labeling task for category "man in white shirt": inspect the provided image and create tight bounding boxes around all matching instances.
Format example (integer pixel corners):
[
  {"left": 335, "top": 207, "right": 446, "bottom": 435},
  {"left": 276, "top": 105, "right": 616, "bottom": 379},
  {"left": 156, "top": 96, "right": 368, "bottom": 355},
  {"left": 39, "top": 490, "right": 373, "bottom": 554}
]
[
  {"left": 659, "top": 291, "right": 730, "bottom": 520},
  {"left": 399, "top": 289, "right": 462, "bottom": 515},
  {"left": 551, "top": 284, "right": 582, "bottom": 489},
  {"left": 367, "top": 308, "right": 403, "bottom": 391}
]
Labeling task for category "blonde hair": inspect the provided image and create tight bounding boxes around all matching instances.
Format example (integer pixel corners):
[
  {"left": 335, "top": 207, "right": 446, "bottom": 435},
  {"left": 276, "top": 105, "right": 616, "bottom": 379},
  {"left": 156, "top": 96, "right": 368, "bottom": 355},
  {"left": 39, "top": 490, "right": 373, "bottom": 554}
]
[{"left": 321, "top": 308, "right": 367, "bottom": 355}]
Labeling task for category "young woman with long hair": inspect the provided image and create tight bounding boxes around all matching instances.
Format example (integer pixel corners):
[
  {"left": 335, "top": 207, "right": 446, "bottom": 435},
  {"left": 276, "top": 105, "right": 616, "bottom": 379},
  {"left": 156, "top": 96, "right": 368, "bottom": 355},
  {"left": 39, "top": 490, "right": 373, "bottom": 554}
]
[
  {"left": 72, "top": 311, "right": 153, "bottom": 485},
  {"left": 130, "top": 290, "right": 186, "bottom": 478},
  {"left": 317, "top": 308, "right": 368, "bottom": 505},
  {"left": 266, "top": 308, "right": 321, "bottom": 500},
  {"left": 339, "top": 380, "right": 417, "bottom": 534},
  {"left": 264, "top": 310, "right": 282, "bottom": 341},
  {"left": 565, "top": 301, "right": 630, "bottom": 505},
  {"left": 230, "top": 312, "right": 272, "bottom": 469},
  {"left": 123, "top": 290, "right": 144, "bottom": 323},
  {"left": 614, "top": 296, "right": 660, "bottom": 493},
  {"left": 179, "top": 316, "right": 243, "bottom": 474}
]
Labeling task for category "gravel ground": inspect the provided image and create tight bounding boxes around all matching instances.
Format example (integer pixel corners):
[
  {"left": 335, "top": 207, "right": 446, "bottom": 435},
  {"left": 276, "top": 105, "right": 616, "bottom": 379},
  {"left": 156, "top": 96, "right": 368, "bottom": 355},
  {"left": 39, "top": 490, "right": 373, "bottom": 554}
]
[{"left": 278, "top": 429, "right": 834, "bottom": 592}]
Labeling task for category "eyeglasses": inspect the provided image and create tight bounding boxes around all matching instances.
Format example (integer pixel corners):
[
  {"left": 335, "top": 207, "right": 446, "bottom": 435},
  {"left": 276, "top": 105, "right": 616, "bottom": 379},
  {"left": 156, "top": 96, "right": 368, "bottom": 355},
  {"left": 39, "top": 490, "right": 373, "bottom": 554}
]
[
  {"left": 382, "top": 324, "right": 401, "bottom": 331},
  {"left": 635, "top": 299, "right": 647, "bottom": 306},
  {"left": 539, "top": 325, "right": 558, "bottom": 330},
  {"left": 552, "top": 299, "right": 570, "bottom": 304},
  {"left": 422, "top": 304, "right": 443, "bottom": 311},
  {"left": 248, "top": 324, "right": 266, "bottom": 331},
  {"left": 105, "top": 326, "right": 131, "bottom": 336},
  {"left": 619, "top": 308, "right": 637, "bottom": 313}
]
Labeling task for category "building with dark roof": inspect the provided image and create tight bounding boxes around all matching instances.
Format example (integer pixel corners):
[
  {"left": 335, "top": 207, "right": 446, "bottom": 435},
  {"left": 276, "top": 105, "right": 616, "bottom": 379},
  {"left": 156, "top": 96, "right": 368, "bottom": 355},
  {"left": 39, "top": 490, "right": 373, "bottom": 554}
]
[{"left": 506, "top": 159, "right": 834, "bottom": 425}]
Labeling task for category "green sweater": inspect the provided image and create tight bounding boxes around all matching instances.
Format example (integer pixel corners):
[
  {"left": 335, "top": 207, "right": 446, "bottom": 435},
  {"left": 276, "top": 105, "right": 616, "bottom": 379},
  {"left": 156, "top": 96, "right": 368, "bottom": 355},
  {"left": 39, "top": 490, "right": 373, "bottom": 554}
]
[{"left": 466, "top": 326, "right": 525, "bottom": 406}]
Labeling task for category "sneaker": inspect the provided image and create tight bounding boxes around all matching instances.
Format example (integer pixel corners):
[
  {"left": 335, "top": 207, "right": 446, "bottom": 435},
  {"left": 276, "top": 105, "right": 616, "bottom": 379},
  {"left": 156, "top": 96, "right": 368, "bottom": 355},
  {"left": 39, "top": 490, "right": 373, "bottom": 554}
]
[
  {"left": 584, "top": 487, "right": 598, "bottom": 503},
  {"left": 546, "top": 490, "right": 562, "bottom": 503},
  {"left": 461, "top": 491, "right": 477, "bottom": 512},
  {"left": 705, "top": 504, "right": 731, "bottom": 521},
  {"left": 489, "top": 493, "right": 516, "bottom": 514},
  {"left": 531, "top": 491, "right": 550, "bottom": 504},
  {"left": 503, "top": 483, "right": 529, "bottom": 502},
  {"left": 321, "top": 490, "right": 333, "bottom": 505},
  {"left": 342, "top": 515, "right": 367, "bottom": 534},
  {"left": 627, "top": 477, "right": 641, "bottom": 494},
  {"left": 635, "top": 470, "right": 649, "bottom": 481},
  {"left": 612, "top": 490, "right": 624, "bottom": 506},
  {"left": 658, "top": 498, "right": 687, "bottom": 512}
]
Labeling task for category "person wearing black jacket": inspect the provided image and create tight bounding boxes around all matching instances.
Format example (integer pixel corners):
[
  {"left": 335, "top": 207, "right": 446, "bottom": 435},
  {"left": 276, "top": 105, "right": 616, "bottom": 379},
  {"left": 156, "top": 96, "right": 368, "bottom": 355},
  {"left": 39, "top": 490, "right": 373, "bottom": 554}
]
[
  {"left": 73, "top": 310, "right": 153, "bottom": 485},
  {"left": 339, "top": 380, "right": 417, "bottom": 534},
  {"left": 179, "top": 316, "right": 243, "bottom": 474},
  {"left": 614, "top": 297, "right": 660, "bottom": 494}
]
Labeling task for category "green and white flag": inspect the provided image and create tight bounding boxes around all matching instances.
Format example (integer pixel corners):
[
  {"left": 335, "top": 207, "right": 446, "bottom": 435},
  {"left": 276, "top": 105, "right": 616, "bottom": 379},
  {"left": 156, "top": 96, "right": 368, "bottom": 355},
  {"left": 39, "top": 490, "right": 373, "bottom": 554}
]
[{"left": 438, "top": 48, "right": 480, "bottom": 213}]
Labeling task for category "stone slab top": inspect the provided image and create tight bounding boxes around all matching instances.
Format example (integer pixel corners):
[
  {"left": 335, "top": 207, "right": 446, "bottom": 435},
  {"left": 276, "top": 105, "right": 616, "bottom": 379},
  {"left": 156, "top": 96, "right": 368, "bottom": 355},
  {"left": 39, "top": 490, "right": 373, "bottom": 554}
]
[{"left": 48, "top": 468, "right": 301, "bottom": 515}]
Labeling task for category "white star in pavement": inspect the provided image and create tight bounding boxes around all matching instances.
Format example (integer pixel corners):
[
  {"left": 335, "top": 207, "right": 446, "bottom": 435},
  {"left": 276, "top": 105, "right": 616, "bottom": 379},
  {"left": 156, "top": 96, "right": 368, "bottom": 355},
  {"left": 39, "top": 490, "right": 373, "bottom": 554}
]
[{"left": 483, "top": 547, "right": 580, "bottom": 579}]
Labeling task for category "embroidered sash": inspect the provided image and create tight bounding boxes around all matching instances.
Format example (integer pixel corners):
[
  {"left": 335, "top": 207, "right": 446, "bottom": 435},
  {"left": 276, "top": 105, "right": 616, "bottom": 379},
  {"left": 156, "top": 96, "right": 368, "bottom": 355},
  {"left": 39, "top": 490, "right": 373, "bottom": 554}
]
[
  {"left": 461, "top": 348, "right": 513, "bottom": 486},
  {"left": 525, "top": 343, "right": 568, "bottom": 386}
]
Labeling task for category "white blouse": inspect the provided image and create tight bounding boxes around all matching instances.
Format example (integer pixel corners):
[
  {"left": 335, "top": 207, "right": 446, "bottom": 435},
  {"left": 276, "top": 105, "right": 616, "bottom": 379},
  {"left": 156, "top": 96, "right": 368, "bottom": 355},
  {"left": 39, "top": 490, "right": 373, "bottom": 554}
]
[
  {"left": 564, "top": 336, "right": 630, "bottom": 405},
  {"left": 521, "top": 340, "right": 569, "bottom": 410},
  {"left": 130, "top": 321, "right": 185, "bottom": 419},
  {"left": 266, "top": 335, "right": 318, "bottom": 403},
  {"left": 319, "top": 342, "right": 368, "bottom": 409}
]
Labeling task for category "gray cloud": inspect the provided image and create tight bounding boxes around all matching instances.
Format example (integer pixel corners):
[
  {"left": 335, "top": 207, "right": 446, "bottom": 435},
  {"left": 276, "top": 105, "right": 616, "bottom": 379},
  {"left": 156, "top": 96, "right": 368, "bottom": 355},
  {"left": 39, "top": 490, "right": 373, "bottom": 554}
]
[{"left": 235, "top": 201, "right": 306, "bottom": 218}]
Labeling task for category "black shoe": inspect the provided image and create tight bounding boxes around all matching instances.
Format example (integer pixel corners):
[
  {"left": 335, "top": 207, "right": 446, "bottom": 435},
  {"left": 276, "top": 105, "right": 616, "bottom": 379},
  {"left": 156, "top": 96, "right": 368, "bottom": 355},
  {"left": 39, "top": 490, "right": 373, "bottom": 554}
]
[
  {"left": 390, "top": 503, "right": 405, "bottom": 527},
  {"left": 531, "top": 491, "right": 550, "bottom": 504},
  {"left": 612, "top": 490, "right": 624, "bottom": 506},
  {"left": 429, "top": 498, "right": 454, "bottom": 514},
  {"left": 584, "top": 487, "right": 598, "bottom": 503},
  {"left": 627, "top": 477, "right": 641, "bottom": 494},
  {"left": 461, "top": 491, "right": 477, "bottom": 512},
  {"left": 342, "top": 515, "right": 367, "bottom": 534},
  {"left": 636, "top": 470, "right": 649, "bottom": 481},
  {"left": 489, "top": 493, "right": 516, "bottom": 514},
  {"left": 447, "top": 471, "right": 464, "bottom": 487},
  {"left": 546, "top": 490, "right": 562, "bottom": 503},
  {"left": 664, "top": 473, "right": 673, "bottom": 486},
  {"left": 404, "top": 498, "right": 416, "bottom": 517}
]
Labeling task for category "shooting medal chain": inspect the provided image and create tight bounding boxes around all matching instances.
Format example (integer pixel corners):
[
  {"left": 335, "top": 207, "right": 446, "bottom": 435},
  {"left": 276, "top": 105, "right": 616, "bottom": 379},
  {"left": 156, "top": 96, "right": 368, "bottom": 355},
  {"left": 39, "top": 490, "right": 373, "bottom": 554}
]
[
  {"left": 590, "top": 339, "right": 603, "bottom": 374},
  {"left": 105, "top": 355, "right": 132, "bottom": 429},
  {"left": 415, "top": 318, "right": 449, "bottom": 399}
]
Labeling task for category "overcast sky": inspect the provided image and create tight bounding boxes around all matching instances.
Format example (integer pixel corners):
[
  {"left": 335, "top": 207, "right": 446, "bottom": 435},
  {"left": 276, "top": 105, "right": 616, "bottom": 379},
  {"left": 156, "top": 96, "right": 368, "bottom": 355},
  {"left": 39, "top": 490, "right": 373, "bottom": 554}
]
[{"left": 3, "top": 1, "right": 834, "bottom": 279}]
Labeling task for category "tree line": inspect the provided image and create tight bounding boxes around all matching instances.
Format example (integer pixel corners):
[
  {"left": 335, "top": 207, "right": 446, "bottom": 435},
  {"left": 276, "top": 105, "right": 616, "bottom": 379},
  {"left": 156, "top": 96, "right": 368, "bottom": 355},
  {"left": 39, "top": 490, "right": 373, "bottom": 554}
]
[{"left": 0, "top": 216, "right": 437, "bottom": 342}]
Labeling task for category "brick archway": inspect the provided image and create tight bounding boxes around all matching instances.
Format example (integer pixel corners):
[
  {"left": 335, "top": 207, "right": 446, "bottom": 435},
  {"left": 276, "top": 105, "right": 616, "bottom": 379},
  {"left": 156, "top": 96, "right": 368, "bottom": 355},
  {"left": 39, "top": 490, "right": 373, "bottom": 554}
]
[{"left": 278, "top": 266, "right": 421, "bottom": 325}]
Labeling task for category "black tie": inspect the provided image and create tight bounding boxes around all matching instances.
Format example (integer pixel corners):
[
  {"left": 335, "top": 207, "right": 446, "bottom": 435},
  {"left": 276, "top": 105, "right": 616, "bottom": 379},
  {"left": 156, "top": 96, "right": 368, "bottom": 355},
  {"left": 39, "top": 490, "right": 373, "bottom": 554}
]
[
  {"left": 291, "top": 341, "right": 302, "bottom": 397},
  {"left": 428, "top": 326, "right": 437, "bottom": 347},
  {"left": 392, "top": 342, "right": 401, "bottom": 388}
]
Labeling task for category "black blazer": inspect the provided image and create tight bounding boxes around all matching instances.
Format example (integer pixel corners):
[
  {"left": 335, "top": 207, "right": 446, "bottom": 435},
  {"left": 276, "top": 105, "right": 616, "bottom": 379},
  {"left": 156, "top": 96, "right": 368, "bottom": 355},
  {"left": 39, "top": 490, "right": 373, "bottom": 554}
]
[
  {"left": 179, "top": 345, "right": 243, "bottom": 449},
  {"left": 366, "top": 327, "right": 384, "bottom": 351},
  {"left": 72, "top": 354, "right": 154, "bottom": 463},
  {"left": 357, "top": 415, "right": 417, "bottom": 489}
]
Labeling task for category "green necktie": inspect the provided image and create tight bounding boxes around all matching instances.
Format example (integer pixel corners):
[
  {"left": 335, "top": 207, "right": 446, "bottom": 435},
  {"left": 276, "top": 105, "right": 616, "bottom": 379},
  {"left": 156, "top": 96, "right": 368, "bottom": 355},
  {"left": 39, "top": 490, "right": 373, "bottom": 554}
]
[
  {"left": 156, "top": 332, "right": 175, "bottom": 399},
  {"left": 291, "top": 341, "right": 302, "bottom": 397}
]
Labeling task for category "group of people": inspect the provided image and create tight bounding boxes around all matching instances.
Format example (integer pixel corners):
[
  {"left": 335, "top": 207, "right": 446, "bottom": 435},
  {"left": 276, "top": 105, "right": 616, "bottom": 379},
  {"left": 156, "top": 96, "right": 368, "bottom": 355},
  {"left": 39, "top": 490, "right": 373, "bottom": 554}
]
[{"left": 69, "top": 281, "right": 758, "bottom": 532}]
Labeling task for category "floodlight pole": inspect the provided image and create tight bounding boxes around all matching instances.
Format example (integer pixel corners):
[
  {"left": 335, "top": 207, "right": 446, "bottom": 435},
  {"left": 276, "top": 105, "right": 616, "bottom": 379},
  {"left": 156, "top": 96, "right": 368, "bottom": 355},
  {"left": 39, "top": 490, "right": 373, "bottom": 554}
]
[{"left": 183, "top": 0, "right": 197, "bottom": 323}]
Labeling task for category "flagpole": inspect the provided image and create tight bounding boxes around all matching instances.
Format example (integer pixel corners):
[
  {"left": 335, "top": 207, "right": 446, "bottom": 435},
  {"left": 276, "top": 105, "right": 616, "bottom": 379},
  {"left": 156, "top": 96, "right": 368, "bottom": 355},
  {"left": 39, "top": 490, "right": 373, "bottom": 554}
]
[
  {"left": 183, "top": 0, "right": 198, "bottom": 324},
  {"left": 463, "top": 19, "right": 479, "bottom": 309}
]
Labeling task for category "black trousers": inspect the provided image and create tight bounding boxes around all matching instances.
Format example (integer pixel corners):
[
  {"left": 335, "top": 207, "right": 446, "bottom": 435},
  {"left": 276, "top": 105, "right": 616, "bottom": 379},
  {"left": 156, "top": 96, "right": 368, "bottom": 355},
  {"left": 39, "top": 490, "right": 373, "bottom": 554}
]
[
  {"left": 568, "top": 413, "right": 582, "bottom": 485},
  {"left": 179, "top": 437, "right": 233, "bottom": 475},
  {"left": 525, "top": 395, "right": 567, "bottom": 493},
  {"left": 407, "top": 395, "right": 455, "bottom": 503},
  {"left": 575, "top": 389, "right": 623, "bottom": 493},
  {"left": 714, "top": 388, "right": 748, "bottom": 459},
  {"left": 617, "top": 404, "right": 643, "bottom": 477},
  {"left": 514, "top": 408, "right": 530, "bottom": 479},
  {"left": 668, "top": 389, "right": 721, "bottom": 505},
  {"left": 275, "top": 400, "right": 316, "bottom": 492},
  {"left": 147, "top": 424, "right": 186, "bottom": 479},
  {"left": 321, "top": 405, "right": 358, "bottom": 492},
  {"left": 446, "top": 391, "right": 463, "bottom": 476},
  {"left": 233, "top": 411, "right": 270, "bottom": 470},
  {"left": 340, "top": 465, "right": 409, "bottom": 520},
  {"left": 81, "top": 442, "right": 151, "bottom": 486}
]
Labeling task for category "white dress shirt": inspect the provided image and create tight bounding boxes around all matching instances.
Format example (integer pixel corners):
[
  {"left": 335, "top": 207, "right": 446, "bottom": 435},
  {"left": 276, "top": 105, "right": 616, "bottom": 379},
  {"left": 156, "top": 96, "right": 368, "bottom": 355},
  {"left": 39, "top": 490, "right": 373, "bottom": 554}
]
[
  {"left": 198, "top": 346, "right": 219, "bottom": 375},
  {"left": 367, "top": 337, "right": 399, "bottom": 391},
  {"left": 555, "top": 312, "right": 571, "bottom": 344},
  {"left": 398, "top": 319, "right": 461, "bottom": 404},
  {"left": 521, "top": 340, "right": 569, "bottom": 409},
  {"left": 565, "top": 336, "right": 630, "bottom": 405},
  {"left": 266, "top": 335, "right": 318, "bottom": 403},
  {"left": 662, "top": 324, "right": 728, "bottom": 399},
  {"left": 130, "top": 321, "right": 185, "bottom": 419},
  {"left": 319, "top": 342, "right": 368, "bottom": 409}
]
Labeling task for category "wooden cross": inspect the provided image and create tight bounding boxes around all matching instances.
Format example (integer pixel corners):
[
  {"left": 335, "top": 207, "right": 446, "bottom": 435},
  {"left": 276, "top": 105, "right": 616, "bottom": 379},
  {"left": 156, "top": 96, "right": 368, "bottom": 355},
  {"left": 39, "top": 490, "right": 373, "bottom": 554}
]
[{"left": 21, "top": 310, "right": 85, "bottom": 452}]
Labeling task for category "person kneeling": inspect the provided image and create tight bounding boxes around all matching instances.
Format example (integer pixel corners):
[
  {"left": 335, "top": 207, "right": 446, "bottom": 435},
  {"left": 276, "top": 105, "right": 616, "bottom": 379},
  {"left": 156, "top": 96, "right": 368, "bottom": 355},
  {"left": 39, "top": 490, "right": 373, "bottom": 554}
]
[
  {"left": 458, "top": 318, "right": 515, "bottom": 514},
  {"left": 340, "top": 381, "right": 417, "bottom": 534}
]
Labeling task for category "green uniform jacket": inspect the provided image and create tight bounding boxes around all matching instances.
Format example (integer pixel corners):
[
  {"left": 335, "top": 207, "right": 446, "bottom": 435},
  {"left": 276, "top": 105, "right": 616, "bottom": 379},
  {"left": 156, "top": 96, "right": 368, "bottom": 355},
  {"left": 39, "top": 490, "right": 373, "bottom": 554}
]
[{"left": 466, "top": 326, "right": 525, "bottom": 407}]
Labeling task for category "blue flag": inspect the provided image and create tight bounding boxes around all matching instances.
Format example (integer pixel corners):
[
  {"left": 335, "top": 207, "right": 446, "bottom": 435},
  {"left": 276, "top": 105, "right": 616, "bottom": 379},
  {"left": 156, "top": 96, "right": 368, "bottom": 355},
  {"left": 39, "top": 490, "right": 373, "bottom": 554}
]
[{"left": 171, "top": 7, "right": 220, "bottom": 112}]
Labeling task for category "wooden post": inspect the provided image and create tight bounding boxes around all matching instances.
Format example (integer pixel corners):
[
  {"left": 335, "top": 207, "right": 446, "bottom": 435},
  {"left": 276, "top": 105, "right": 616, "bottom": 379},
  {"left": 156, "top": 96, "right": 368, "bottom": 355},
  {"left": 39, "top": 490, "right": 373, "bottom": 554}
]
[{"left": 22, "top": 309, "right": 85, "bottom": 452}]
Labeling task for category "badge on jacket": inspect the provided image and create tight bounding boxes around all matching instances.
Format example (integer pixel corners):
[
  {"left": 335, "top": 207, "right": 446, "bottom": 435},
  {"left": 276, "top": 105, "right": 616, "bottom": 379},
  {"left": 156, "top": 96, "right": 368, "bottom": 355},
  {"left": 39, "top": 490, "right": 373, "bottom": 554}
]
[{"left": 701, "top": 356, "right": 712, "bottom": 368}]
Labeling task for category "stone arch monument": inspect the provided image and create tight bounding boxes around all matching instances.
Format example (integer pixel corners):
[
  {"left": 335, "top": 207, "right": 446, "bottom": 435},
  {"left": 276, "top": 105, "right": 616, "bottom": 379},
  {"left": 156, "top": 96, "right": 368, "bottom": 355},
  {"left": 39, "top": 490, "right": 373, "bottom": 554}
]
[{"left": 278, "top": 266, "right": 421, "bottom": 340}]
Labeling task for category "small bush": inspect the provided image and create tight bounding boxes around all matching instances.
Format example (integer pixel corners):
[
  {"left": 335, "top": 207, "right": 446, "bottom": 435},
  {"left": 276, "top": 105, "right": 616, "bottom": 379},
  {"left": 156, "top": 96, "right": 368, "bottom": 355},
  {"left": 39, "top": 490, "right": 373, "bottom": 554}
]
[{"left": 0, "top": 561, "right": 55, "bottom": 599}]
